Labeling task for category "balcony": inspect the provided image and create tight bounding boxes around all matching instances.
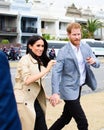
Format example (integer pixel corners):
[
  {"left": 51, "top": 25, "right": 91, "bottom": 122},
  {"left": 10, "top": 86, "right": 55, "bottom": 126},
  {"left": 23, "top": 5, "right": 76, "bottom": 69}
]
[
  {"left": 21, "top": 27, "right": 37, "bottom": 33},
  {"left": 0, "top": 26, "right": 17, "bottom": 33}
]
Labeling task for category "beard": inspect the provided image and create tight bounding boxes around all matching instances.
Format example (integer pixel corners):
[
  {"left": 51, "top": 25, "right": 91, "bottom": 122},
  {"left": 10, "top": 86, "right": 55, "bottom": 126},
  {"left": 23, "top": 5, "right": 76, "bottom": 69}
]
[{"left": 70, "top": 39, "right": 81, "bottom": 47}]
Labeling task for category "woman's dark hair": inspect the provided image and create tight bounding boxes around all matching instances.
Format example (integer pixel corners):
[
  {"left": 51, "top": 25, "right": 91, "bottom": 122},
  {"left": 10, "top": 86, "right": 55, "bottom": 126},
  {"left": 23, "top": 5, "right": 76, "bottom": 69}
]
[{"left": 26, "top": 35, "right": 50, "bottom": 67}]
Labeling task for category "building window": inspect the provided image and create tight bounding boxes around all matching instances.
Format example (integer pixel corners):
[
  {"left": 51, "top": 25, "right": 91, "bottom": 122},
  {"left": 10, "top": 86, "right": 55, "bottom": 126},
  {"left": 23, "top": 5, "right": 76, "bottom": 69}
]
[
  {"left": 41, "top": 21, "right": 45, "bottom": 28},
  {"left": 59, "top": 22, "right": 61, "bottom": 30}
]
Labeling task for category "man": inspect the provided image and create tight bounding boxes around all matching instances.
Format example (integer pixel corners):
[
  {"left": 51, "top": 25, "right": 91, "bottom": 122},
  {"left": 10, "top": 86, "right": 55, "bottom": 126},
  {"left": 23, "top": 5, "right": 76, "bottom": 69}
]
[
  {"left": 0, "top": 51, "right": 22, "bottom": 130},
  {"left": 49, "top": 22, "right": 100, "bottom": 130}
]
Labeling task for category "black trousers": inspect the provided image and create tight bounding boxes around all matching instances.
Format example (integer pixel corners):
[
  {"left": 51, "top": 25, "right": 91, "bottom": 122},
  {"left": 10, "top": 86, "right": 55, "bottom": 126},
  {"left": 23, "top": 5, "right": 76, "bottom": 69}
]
[
  {"left": 34, "top": 99, "right": 48, "bottom": 130},
  {"left": 49, "top": 87, "right": 88, "bottom": 130}
]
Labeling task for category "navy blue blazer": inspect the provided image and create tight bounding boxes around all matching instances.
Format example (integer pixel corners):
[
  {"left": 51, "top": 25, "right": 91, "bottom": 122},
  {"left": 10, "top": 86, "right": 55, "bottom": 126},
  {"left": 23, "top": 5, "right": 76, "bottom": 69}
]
[{"left": 0, "top": 51, "right": 22, "bottom": 130}]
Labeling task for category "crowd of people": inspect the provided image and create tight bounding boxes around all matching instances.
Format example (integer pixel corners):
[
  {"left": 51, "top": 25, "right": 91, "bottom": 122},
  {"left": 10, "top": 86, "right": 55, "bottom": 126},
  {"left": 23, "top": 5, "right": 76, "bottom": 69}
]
[
  {"left": 1, "top": 46, "right": 21, "bottom": 60},
  {"left": 0, "top": 22, "right": 100, "bottom": 130}
]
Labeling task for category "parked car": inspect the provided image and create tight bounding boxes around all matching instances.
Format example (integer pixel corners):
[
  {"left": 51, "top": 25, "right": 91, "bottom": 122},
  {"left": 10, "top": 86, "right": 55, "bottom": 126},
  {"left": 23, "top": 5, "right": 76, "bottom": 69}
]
[
  {"left": 20, "top": 41, "right": 67, "bottom": 58},
  {"left": 81, "top": 39, "right": 104, "bottom": 57},
  {"left": 47, "top": 40, "right": 67, "bottom": 56},
  {"left": 20, "top": 45, "right": 26, "bottom": 57}
]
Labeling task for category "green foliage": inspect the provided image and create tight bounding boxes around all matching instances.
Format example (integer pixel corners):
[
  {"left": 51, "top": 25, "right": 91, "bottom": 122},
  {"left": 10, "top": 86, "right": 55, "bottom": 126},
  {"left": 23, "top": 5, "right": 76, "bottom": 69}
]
[
  {"left": 42, "top": 34, "right": 51, "bottom": 40},
  {"left": 1, "top": 39, "right": 10, "bottom": 44},
  {"left": 25, "top": 0, "right": 28, "bottom": 3},
  {"left": 59, "top": 38, "right": 69, "bottom": 41},
  {"left": 82, "top": 18, "right": 103, "bottom": 38},
  {"left": 82, "top": 27, "right": 89, "bottom": 38}
]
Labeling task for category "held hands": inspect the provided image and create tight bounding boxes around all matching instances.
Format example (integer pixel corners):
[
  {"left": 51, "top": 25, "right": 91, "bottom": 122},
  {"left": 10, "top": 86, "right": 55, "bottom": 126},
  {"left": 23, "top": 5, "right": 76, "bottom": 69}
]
[
  {"left": 46, "top": 60, "right": 56, "bottom": 72},
  {"left": 49, "top": 93, "right": 61, "bottom": 107},
  {"left": 86, "top": 57, "right": 96, "bottom": 65}
]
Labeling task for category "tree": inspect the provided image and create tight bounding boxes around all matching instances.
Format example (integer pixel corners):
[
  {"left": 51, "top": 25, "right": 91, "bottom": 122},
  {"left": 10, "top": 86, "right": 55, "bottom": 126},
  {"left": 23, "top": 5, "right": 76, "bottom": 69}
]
[
  {"left": 1, "top": 39, "right": 10, "bottom": 44},
  {"left": 82, "top": 19, "right": 103, "bottom": 38},
  {"left": 25, "top": 0, "right": 29, "bottom": 3}
]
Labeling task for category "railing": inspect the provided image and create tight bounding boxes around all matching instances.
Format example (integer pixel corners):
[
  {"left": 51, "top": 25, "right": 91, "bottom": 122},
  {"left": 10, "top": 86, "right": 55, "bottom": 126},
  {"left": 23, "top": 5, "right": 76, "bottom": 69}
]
[
  {"left": 21, "top": 27, "right": 37, "bottom": 33},
  {"left": 0, "top": 27, "right": 17, "bottom": 33}
]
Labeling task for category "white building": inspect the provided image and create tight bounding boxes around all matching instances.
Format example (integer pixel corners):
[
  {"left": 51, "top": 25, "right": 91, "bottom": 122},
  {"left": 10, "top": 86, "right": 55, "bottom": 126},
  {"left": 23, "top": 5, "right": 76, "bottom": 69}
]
[
  {"left": 0, "top": 0, "right": 41, "bottom": 44},
  {"left": 0, "top": 0, "right": 104, "bottom": 44}
]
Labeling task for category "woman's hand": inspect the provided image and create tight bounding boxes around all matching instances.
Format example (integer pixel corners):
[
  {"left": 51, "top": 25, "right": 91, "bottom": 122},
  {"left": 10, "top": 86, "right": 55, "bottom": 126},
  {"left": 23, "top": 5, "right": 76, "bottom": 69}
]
[
  {"left": 46, "top": 60, "right": 56, "bottom": 72},
  {"left": 49, "top": 94, "right": 61, "bottom": 107}
]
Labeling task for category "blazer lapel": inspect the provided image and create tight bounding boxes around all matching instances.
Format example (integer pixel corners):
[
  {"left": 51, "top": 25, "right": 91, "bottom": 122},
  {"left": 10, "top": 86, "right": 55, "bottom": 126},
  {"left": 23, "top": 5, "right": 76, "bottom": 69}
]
[{"left": 80, "top": 44, "right": 97, "bottom": 90}]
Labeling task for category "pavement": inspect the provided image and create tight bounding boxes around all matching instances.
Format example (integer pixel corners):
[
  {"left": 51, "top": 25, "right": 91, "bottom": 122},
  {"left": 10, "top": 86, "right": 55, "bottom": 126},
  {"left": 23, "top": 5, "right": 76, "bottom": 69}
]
[{"left": 9, "top": 61, "right": 18, "bottom": 68}]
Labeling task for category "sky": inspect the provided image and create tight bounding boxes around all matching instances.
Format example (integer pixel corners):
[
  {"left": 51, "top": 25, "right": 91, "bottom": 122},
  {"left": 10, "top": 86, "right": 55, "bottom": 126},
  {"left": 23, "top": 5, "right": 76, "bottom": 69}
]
[{"left": 43, "top": 0, "right": 104, "bottom": 10}]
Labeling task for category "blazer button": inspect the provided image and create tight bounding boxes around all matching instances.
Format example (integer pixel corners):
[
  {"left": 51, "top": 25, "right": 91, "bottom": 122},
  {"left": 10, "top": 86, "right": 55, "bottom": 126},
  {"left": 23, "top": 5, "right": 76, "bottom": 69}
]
[
  {"left": 25, "top": 103, "right": 27, "bottom": 105},
  {"left": 28, "top": 89, "right": 30, "bottom": 91}
]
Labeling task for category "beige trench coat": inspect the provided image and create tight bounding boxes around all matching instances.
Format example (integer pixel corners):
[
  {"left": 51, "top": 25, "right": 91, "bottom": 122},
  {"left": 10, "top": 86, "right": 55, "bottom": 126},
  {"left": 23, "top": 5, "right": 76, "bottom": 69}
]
[{"left": 14, "top": 54, "right": 47, "bottom": 130}]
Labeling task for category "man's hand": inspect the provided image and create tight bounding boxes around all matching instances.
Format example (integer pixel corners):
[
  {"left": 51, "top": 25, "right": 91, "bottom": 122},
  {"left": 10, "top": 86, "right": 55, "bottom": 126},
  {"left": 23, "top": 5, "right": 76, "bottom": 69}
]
[
  {"left": 86, "top": 57, "right": 95, "bottom": 65},
  {"left": 49, "top": 93, "right": 61, "bottom": 107}
]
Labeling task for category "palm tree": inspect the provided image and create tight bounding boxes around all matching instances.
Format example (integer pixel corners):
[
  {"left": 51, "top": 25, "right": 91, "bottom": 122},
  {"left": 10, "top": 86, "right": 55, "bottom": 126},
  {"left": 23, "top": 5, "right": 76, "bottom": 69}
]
[
  {"left": 25, "top": 0, "right": 29, "bottom": 3},
  {"left": 82, "top": 19, "right": 103, "bottom": 38}
]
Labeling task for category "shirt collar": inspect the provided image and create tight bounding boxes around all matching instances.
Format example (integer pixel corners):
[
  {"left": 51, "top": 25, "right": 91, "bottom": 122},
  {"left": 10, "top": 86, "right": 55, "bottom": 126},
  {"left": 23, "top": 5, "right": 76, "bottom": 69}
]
[{"left": 70, "top": 42, "right": 81, "bottom": 51}]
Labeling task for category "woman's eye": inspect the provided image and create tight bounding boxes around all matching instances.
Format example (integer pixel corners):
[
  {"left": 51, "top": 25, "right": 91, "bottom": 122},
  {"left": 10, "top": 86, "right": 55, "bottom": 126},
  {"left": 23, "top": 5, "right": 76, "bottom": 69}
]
[
  {"left": 37, "top": 45, "right": 44, "bottom": 47},
  {"left": 37, "top": 45, "right": 41, "bottom": 47}
]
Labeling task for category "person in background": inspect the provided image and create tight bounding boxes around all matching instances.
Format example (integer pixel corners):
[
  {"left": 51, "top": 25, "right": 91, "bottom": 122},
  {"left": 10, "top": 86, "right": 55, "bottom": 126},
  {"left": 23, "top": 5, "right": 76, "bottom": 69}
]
[
  {"left": 2, "top": 46, "right": 8, "bottom": 58},
  {"left": 0, "top": 50, "right": 22, "bottom": 130},
  {"left": 8, "top": 45, "right": 16, "bottom": 60},
  {"left": 14, "top": 35, "right": 56, "bottom": 130},
  {"left": 49, "top": 22, "right": 100, "bottom": 130},
  {"left": 49, "top": 46, "right": 56, "bottom": 59}
]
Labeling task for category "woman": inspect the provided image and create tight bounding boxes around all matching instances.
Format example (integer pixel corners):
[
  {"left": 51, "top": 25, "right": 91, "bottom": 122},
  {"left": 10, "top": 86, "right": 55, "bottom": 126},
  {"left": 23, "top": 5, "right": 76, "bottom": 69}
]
[{"left": 14, "top": 35, "right": 56, "bottom": 130}]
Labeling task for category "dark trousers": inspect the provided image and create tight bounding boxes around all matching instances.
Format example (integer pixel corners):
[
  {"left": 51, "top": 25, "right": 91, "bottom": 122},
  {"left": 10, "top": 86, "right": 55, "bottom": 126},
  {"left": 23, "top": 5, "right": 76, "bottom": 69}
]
[
  {"left": 49, "top": 87, "right": 88, "bottom": 130},
  {"left": 34, "top": 99, "right": 48, "bottom": 130}
]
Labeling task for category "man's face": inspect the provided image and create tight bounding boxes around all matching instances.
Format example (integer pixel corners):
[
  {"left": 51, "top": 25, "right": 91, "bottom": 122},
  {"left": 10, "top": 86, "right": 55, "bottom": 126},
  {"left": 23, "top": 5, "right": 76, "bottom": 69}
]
[{"left": 68, "top": 28, "right": 81, "bottom": 47}]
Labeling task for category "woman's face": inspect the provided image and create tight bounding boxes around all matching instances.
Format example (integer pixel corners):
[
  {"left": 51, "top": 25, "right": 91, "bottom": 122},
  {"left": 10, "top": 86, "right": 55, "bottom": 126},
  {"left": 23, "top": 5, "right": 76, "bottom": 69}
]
[{"left": 29, "top": 39, "right": 44, "bottom": 56}]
